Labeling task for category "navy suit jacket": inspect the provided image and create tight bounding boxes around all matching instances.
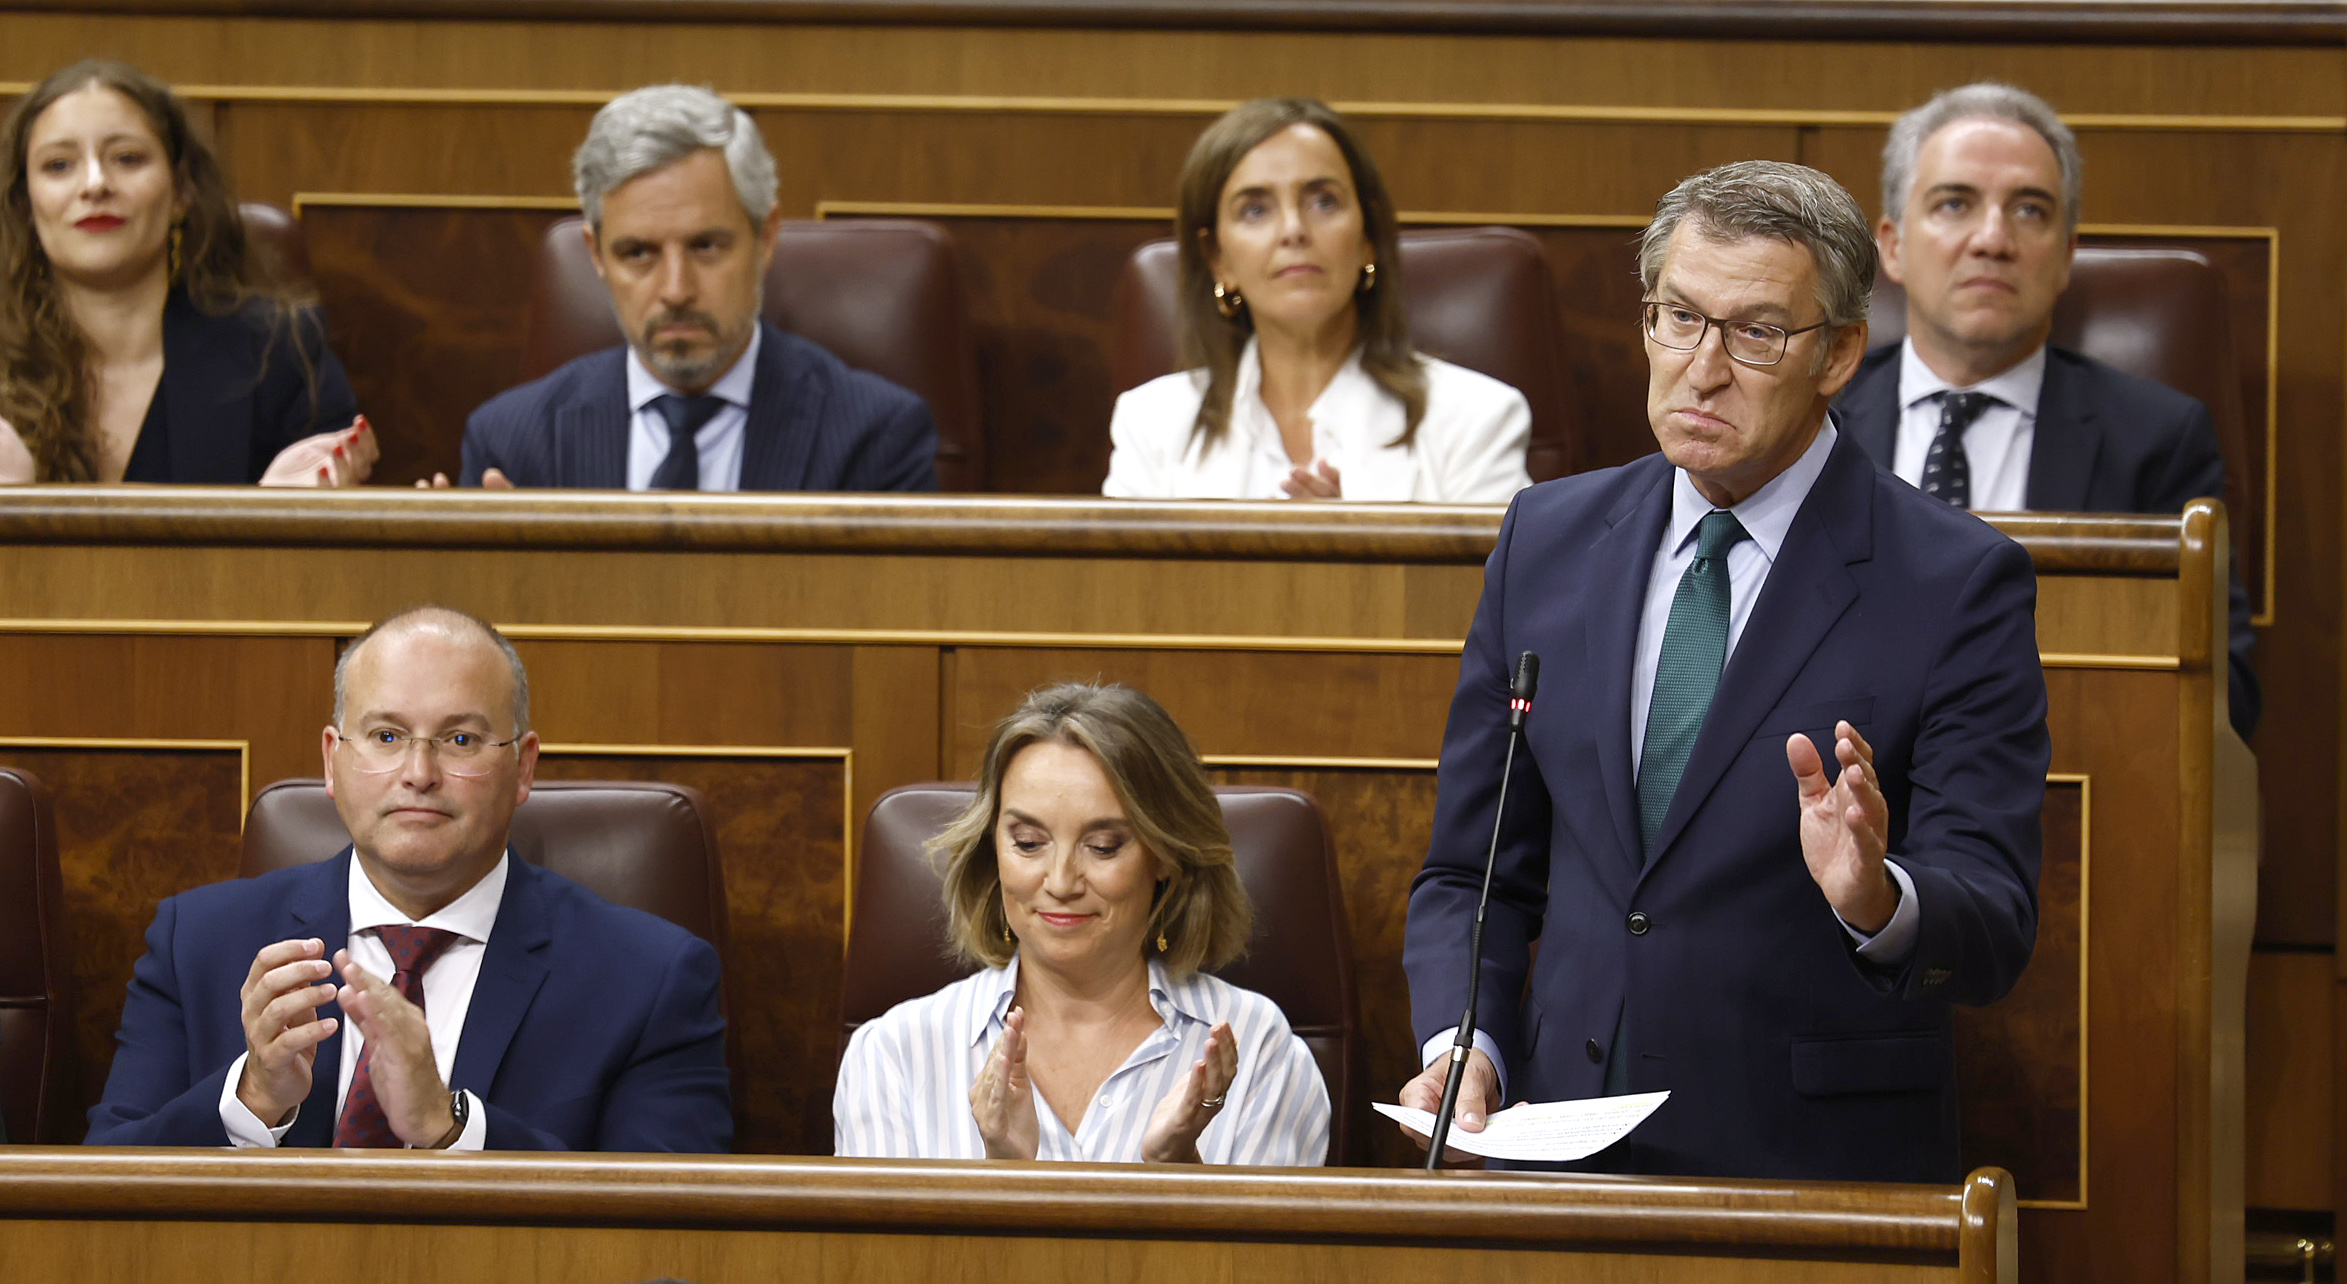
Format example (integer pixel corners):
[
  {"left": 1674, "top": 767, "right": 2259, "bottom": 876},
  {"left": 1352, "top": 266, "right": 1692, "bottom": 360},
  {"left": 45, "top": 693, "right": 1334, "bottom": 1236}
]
[
  {"left": 461, "top": 321, "right": 938, "bottom": 492},
  {"left": 86, "top": 851, "right": 731, "bottom": 1152},
  {"left": 1838, "top": 343, "right": 2259, "bottom": 736},
  {"left": 143, "top": 291, "right": 358, "bottom": 482},
  {"left": 1403, "top": 431, "right": 2048, "bottom": 1183}
]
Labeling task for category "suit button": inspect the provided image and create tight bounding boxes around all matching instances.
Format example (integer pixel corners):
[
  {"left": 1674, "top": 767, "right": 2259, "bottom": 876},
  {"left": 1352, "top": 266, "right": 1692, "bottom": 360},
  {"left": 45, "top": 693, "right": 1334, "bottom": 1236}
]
[
  {"left": 1585, "top": 1039, "right": 1604, "bottom": 1063},
  {"left": 1627, "top": 911, "right": 1651, "bottom": 935}
]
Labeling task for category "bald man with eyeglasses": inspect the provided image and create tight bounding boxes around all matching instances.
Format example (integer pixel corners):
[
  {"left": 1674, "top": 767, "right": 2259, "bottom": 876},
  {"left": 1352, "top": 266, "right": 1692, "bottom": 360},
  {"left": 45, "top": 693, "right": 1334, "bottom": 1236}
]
[{"left": 87, "top": 606, "right": 731, "bottom": 1151}]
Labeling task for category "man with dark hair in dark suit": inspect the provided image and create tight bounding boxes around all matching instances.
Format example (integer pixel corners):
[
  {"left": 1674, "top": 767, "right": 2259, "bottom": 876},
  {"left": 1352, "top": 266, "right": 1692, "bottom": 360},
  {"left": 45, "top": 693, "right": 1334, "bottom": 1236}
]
[
  {"left": 460, "top": 84, "right": 936, "bottom": 493},
  {"left": 1837, "top": 81, "right": 2256, "bottom": 735},
  {"left": 1399, "top": 161, "right": 2046, "bottom": 1183}
]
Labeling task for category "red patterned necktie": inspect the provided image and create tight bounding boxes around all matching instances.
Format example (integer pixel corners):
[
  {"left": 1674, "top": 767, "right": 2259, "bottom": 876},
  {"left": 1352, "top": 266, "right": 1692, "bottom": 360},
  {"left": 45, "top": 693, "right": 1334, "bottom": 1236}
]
[{"left": 333, "top": 925, "right": 461, "bottom": 1148}]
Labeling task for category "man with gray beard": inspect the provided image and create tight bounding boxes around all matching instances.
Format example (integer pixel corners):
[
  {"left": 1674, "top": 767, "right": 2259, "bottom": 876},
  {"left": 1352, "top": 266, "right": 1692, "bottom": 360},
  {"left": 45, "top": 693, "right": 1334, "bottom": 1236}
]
[{"left": 462, "top": 84, "right": 936, "bottom": 492}]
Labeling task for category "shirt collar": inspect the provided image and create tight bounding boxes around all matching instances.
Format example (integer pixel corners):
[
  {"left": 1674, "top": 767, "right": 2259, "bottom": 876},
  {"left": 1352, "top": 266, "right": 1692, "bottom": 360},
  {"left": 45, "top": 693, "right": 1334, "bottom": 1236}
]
[
  {"left": 968, "top": 953, "right": 1205, "bottom": 1049},
  {"left": 1896, "top": 335, "right": 2046, "bottom": 416},
  {"left": 1228, "top": 337, "right": 1373, "bottom": 445},
  {"left": 347, "top": 848, "right": 509, "bottom": 944},
  {"left": 626, "top": 324, "right": 763, "bottom": 415},
  {"left": 1666, "top": 420, "right": 1838, "bottom": 567}
]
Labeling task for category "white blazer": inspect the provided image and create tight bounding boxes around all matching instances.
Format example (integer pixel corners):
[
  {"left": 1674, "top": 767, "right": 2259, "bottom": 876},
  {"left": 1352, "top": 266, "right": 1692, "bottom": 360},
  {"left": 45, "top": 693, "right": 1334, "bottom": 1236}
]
[{"left": 1101, "top": 339, "right": 1534, "bottom": 503}]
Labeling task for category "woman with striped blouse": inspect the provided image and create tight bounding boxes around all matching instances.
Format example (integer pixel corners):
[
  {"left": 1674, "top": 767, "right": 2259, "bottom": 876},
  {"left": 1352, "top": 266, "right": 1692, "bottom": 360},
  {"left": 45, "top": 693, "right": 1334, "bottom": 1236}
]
[{"left": 833, "top": 682, "right": 1330, "bottom": 1165}]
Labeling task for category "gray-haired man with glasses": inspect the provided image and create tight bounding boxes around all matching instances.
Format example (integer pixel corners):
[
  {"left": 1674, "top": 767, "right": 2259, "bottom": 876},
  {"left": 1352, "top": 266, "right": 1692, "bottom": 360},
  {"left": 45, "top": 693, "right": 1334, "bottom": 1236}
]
[
  {"left": 1401, "top": 160, "right": 2047, "bottom": 1182},
  {"left": 88, "top": 606, "right": 731, "bottom": 1151}
]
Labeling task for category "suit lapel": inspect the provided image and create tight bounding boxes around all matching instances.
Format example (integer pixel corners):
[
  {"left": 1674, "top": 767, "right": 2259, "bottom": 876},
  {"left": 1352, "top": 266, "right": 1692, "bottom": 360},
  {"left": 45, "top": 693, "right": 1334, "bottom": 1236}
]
[
  {"left": 554, "top": 353, "right": 632, "bottom": 488},
  {"left": 449, "top": 855, "right": 552, "bottom": 1100},
  {"left": 282, "top": 850, "right": 354, "bottom": 1147},
  {"left": 160, "top": 292, "right": 251, "bottom": 483},
  {"left": 1836, "top": 347, "right": 1903, "bottom": 470},
  {"left": 739, "top": 325, "right": 814, "bottom": 490},
  {"left": 1582, "top": 463, "right": 1673, "bottom": 874},
  {"left": 1641, "top": 436, "right": 1871, "bottom": 871},
  {"left": 2024, "top": 348, "right": 2100, "bottom": 510}
]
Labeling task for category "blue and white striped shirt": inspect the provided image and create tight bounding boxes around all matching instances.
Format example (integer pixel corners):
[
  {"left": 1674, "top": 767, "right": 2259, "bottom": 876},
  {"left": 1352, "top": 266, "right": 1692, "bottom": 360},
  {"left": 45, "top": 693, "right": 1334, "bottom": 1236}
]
[{"left": 834, "top": 953, "right": 1330, "bottom": 1165}]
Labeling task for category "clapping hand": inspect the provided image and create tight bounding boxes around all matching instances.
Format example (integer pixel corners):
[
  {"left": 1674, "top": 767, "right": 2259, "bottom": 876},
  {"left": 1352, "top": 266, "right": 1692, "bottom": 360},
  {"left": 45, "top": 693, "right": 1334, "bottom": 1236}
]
[
  {"left": 334, "top": 948, "right": 460, "bottom": 1148},
  {"left": 259, "top": 416, "right": 377, "bottom": 487},
  {"left": 233, "top": 937, "right": 341, "bottom": 1127},
  {"left": 1141, "top": 1020, "right": 1236, "bottom": 1163},
  {"left": 0, "top": 416, "right": 33, "bottom": 484},
  {"left": 970, "top": 1006, "right": 1040, "bottom": 1160},
  {"left": 1280, "top": 459, "right": 1342, "bottom": 500},
  {"left": 416, "top": 469, "right": 513, "bottom": 489}
]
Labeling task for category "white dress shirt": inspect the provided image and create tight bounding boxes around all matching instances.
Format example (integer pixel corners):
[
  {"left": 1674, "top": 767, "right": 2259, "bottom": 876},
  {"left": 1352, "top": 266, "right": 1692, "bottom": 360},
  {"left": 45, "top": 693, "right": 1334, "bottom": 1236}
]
[
  {"left": 835, "top": 953, "right": 1330, "bottom": 1165},
  {"left": 1423, "top": 422, "right": 1918, "bottom": 1086},
  {"left": 623, "top": 327, "right": 760, "bottom": 492},
  {"left": 218, "top": 853, "right": 508, "bottom": 1148},
  {"left": 1890, "top": 338, "right": 2046, "bottom": 511},
  {"left": 1102, "top": 339, "right": 1533, "bottom": 503}
]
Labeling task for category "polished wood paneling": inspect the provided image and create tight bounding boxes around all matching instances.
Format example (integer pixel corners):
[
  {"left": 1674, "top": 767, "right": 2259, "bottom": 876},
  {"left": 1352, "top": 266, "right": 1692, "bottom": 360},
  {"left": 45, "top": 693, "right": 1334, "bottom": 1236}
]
[
  {"left": 0, "top": 748, "right": 244, "bottom": 1140},
  {"left": 2247, "top": 949, "right": 2332, "bottom": 1209},
  {"left": 1955, "top": 780, "right": 2084, "bottom": 1206},
  {"left": 532, "top": 752, "right": 848, "bottom": 1155}
]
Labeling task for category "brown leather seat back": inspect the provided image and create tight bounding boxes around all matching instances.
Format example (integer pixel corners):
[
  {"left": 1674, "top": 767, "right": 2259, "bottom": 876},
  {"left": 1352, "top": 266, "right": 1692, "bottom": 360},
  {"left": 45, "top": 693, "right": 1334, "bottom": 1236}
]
[
  {"left": 0, "top": 767, "right": 76, "bottom": 1144},
  {"left": 1111, "top": 226, "right": 1577, "bottom": 481},
  {"left": 1868, "top": 247, "right": 2254, "bottom": 535},
  {"left": 238, "top": 203, "right": 313, "bottom": 292},
  {"left": 239, "top": 780, "right": 728, "bottom": 952},
  {"left": 522, "top": 216, "right": 984, "bottom": 490},
  {"left": 842, "top": 783, "right": 1361, "bottom": 1164}
]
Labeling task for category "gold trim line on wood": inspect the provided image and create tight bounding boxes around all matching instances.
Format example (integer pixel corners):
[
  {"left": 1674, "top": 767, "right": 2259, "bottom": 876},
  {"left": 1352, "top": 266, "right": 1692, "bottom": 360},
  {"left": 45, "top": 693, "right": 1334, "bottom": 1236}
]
[
  {"left": 0, "top": 735, "right": 254, "bottom": 826},
  {"left": 292, "top": 192, "right": 580, "bottom": 215},
  {"left": 538, "top": 742, "right": 853, "bottom": 759},
  {"left": 0, "top": 620, "right": 1470, "bottom": 653},
  {"left": 2049, "top": 770, "right": 2092, "bottom": 1212},
  {"left": 2040, "top": 652, "right": 2180, "bottom": 671},
  {"left": 6, "top": 83, "right": 2335, "bottom": 132},
  {"left": 1205, "top": 754, "right": 1440, "bottom": 771},
  {"left": 817, "top": 200, "right": 1171, "bottom": 221}
]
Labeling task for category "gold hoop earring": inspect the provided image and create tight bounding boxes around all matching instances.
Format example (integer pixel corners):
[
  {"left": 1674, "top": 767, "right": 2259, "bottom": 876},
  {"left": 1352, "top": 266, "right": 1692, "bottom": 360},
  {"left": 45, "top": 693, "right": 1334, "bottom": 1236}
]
[
  {"left": 168, "top": 224, "right": 183, "bottom": 281},
  {"left": 1001, "top": 920, "right": 1014, "bottom": 943},
  {"left": 1213, "top": 282, "right": 1243, "bottom": 319},
  {"left": 1359, "top": 262, "right": 1377, "bottom": 293}
]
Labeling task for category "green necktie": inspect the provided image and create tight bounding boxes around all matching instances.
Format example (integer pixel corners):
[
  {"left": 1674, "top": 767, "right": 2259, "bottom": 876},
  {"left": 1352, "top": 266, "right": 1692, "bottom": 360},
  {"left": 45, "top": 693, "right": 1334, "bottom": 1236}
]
[{"left": 1636, "top": 508, "right": 1751, "bottom": 859}]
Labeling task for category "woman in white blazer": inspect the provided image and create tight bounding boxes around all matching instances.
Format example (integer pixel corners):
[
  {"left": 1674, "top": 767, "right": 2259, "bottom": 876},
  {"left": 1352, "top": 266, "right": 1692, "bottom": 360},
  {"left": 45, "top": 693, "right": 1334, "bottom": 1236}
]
[{"left": 1103, "top": 98, "right": 1532, "bottom": 504}]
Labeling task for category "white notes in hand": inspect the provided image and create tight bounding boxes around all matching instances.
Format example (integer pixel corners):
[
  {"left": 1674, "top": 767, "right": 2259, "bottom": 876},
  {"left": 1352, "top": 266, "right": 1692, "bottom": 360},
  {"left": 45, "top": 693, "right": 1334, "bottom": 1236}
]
[{"left": 1375, "top": 1091, "right": 1670, "bottom": 1162}]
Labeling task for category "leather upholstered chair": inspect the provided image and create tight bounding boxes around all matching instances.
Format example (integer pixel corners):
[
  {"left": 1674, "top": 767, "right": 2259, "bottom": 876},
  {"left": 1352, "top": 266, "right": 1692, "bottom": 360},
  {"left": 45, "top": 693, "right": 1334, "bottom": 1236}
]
[
  {"left": 238, "top": 779, "right": 728, "bottom": 954},
  {"left": 0, "top": 767, "right": 76, "bottom": 1144},
  {"left": 1111, "top": 226, "right": 1578, "bottom": 482},
  {"left": 238, "top": 203, "right": 314, "bottom": 292},
  {"left": 840, "top": 783, "right": 1361, "bottom": 1165},
  {"left": 522, "top": 216, "right": 985, "bottom": 491},
  {"left": 1869, "top": 246, "right": 2256, "bottom": 546}
]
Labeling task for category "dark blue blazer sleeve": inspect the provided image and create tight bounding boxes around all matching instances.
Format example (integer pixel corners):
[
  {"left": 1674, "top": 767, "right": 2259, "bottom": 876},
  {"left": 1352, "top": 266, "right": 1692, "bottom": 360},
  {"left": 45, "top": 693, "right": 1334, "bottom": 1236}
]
[
  {"left": 1402, "top": 496, "right": 1552, "bottom": 1061},
  {"left": 83, "top": 896, "right": 238, "bottom": 1146},
  {"left": 1884, "top": 535, "right": 2048, "bottom": 1006}
]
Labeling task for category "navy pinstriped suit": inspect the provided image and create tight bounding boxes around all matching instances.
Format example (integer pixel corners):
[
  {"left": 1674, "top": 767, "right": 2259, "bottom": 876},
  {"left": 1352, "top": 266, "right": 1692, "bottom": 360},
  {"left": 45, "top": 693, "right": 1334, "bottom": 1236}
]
[{"left": 460, "top": 321, "right": 938, "bottom": 491}]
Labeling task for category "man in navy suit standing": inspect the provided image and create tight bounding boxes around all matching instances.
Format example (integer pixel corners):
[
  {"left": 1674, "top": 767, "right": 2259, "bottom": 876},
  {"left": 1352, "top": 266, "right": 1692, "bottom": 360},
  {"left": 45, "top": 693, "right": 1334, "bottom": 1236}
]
[
  {"left": 1399, "top": 161, "right": 2047, "bottom": 1183},
  {"left": 461, "top": 84, "right": 937, "bottom": 493},
  {"left": 1836, "top": 82, "right": 2256, "bottom": 736},
  {"left": 87, "top": 606, "right": 731, "bottom": 1151}
]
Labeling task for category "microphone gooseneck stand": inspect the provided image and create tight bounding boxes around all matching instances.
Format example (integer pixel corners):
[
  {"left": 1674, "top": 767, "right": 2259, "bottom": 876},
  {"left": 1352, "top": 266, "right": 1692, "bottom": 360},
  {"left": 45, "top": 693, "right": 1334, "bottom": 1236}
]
[{"left": 1424, "top": 650, "right": 1539, "bottom": 1170}]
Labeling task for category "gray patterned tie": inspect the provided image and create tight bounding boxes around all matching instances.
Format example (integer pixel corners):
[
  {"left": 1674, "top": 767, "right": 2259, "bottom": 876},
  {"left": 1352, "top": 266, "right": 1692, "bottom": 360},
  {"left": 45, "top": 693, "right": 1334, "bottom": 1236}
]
[
  {"left": 648, "top": 394, "right": 725, "bottom": 491},
  {"left": 1637, "top": 508, "right": 1751, "bottom": 858},
  {"left": 1921, "top": 390, "right": 1993, "bottom": 509}
]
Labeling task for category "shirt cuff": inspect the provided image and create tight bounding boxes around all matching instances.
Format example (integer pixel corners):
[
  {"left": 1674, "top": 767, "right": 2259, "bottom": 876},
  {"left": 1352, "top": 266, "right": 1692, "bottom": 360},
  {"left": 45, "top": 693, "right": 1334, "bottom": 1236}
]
[
  {"left": 218, "top": 1052, "right": 299, "bottom": 1148},
  {"left": 435, "top": 1090, "right": 488, "bottom": 1151},
  {"left": 1840, "top": 859, "right": 1921, "bottom": 964},
  {"left": 1419, "top": 1027, "right": 1508, "bottom": 1105}
]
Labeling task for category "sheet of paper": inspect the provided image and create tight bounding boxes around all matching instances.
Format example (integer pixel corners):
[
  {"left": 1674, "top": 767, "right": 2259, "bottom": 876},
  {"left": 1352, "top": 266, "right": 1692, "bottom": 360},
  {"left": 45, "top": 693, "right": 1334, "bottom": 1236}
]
[{"left": 1373, "top": 1091, "right": 1670, "bottom": 1162}]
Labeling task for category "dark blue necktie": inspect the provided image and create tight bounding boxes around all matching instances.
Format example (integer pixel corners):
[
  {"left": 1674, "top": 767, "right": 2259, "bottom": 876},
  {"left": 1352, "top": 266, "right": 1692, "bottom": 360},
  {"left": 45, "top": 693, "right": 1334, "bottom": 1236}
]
[
  {"left": 648, "top": 394, "right": 725, "bottom": 491},
  {"left": 1921, "top": 390, "right": 1994, "bottom": 509}
]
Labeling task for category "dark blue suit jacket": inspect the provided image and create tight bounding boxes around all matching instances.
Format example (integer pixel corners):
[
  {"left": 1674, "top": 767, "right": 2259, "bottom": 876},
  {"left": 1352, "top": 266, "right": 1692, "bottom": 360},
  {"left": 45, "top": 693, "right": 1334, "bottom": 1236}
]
[
  {"left": 460, "top": 321, "right": 938, "bottom": 491},
  {"left": 140, "top": 290, "right": 358, "bottom": 483},
  {"left": 1403, "top": 431, "right": 2047, "bottom": 1183},
  {"left": 86, "top": 851, "right": 731, "bottom": 1152},
  {"left": 1837, "top": 343, "right": 2258, "bottom": 736}
]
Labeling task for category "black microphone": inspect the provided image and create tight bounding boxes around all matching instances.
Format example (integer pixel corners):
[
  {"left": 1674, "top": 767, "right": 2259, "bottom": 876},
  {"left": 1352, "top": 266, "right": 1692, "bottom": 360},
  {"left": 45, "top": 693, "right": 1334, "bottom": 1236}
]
[{"left": 1425, "top": 650, "right": 1539, "bottom": 1169}]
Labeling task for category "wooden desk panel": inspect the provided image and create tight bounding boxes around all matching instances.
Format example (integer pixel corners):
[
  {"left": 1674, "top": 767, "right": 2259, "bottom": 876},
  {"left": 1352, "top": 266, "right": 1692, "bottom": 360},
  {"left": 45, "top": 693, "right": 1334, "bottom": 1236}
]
[{"left": 0, "top": 492, "right": 2237, "bottom": 1284}]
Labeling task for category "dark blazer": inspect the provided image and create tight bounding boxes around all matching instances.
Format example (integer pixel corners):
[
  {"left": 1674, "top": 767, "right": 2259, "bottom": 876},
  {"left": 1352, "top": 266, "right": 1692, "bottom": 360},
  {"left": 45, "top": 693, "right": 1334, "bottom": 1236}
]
[
  {"left": 1838, "top": 343, "right": 2259, "bottom": 736},
  {"left": 1403, "top": 432, "right": 2048, "bottom": 1183},
  {"left": 86, "top": 850, "right": 731, "bottom": 1152},
  {"left": 143, "top": 290, "right": 359, "bottom": 482},
  {"left": 461, "top": 322, "right": 938, "bottom": 492}
]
